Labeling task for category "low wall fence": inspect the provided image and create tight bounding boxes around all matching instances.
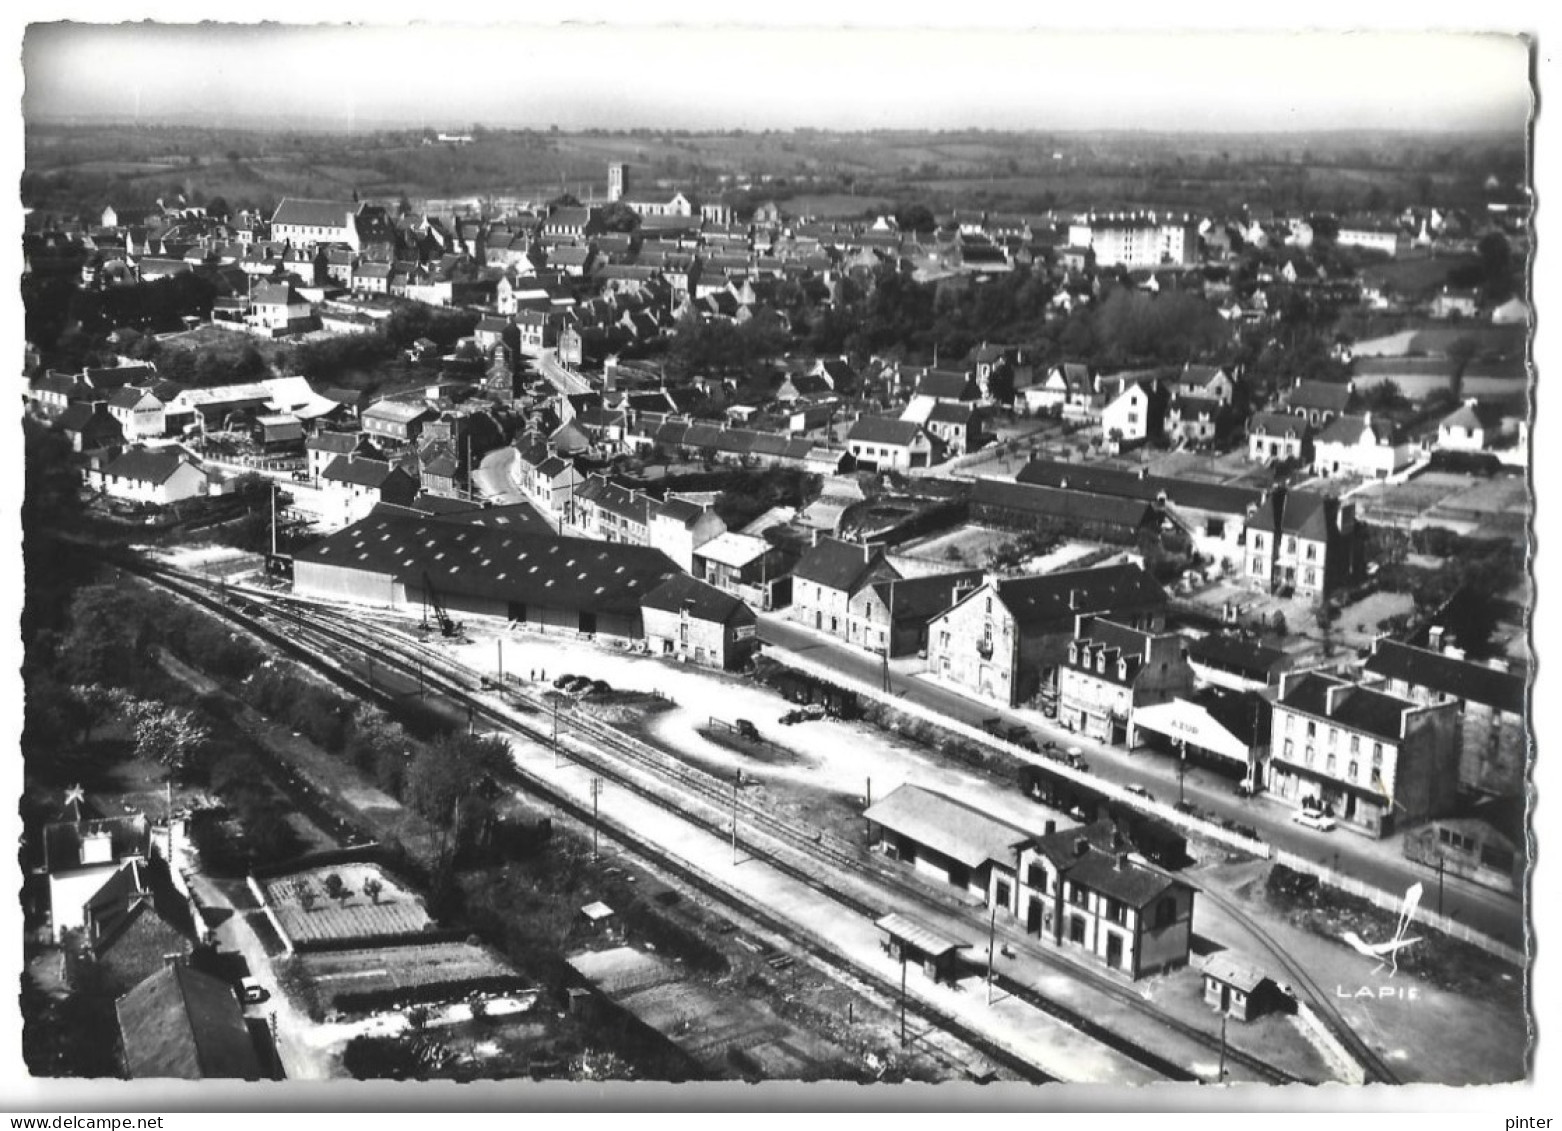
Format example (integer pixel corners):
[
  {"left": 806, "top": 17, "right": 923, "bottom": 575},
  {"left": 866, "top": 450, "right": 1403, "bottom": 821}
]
[{"left": 1271, "top": 849, "right": 1524, "bottom": 967}]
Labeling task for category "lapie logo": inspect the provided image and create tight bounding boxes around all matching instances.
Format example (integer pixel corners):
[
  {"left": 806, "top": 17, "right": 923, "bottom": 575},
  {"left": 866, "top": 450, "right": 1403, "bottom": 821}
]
[{"left": 1339, "top": 881, "right": 1424, "bottom": 977}]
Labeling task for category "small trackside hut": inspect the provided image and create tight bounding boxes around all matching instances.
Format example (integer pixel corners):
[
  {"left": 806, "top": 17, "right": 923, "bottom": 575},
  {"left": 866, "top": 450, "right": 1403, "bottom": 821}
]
[{"left": 874, "top": 913, "right": 969, "bottom": 985}]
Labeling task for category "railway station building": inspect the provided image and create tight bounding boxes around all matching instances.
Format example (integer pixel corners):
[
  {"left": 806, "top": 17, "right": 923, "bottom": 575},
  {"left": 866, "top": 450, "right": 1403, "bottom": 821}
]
[{"left": 1016, "top": 820, "right": 1195, "bottom": 980}]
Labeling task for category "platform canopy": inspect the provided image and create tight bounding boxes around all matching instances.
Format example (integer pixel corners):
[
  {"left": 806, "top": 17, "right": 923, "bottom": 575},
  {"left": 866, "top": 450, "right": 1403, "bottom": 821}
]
[
  {"left": 874, "top": 913, "right": 969, "bottom": 958},
  {"left": 1133, "top": 697, "right": 1254, "bottom": 765}
]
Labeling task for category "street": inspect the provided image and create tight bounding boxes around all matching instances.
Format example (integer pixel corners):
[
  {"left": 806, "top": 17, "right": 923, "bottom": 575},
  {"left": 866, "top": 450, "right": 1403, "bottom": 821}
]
[{"left": 755, "top": 614, "right": 1525, "bottom": 948}]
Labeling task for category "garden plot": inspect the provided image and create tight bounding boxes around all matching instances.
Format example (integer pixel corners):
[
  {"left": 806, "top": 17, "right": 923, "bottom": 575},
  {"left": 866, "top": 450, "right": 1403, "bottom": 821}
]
[
  {"left": 262, "top": 863, "right": 434, "bottom": 946},
  {"left": 301, "top": 942, "right": 519, "bottom": 1010}
]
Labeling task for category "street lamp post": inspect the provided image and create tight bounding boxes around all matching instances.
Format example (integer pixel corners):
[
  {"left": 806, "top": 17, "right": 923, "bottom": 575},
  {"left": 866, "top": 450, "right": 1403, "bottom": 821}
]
[{"left": 1178, "top": 740, "right": 1187, "bottom": 807}]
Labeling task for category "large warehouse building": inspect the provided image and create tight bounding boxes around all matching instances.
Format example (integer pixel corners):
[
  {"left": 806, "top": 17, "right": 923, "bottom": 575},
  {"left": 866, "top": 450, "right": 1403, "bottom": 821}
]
[{"left": 292, "top": 509, "right": 682, "bottom": 640}]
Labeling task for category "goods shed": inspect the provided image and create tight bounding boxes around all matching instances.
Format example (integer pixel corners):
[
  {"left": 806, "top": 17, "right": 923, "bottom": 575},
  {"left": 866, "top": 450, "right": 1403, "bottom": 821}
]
[
  {"left": 292, "top": 510, "right": 679, "bottom": 641},
  {"left": 865, "top": 784, "right": 1034, "bottom": 907}
]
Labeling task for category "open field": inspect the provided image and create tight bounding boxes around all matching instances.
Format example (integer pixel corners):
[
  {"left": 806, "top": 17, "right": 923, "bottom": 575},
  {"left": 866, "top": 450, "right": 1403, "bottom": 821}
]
[
  {"left": 263, "top": 863, "right": 434, "bottom": 945},
  {"left": 24, "top": 122, "right": 1521, "bottom": 220}
]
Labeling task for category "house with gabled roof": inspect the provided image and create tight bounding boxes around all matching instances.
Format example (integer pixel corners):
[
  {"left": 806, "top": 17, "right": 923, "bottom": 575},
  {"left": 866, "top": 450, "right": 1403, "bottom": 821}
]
[
  {"left": 790, "top": 536, "right": 900, "bottom": 642},
  {"left": 1247, "top": 410, "right": 1312, "bottom": 463},
  {"left": 925, "top": 563, "right": 1168, "bottom": 709},
  {"left": 106, "top": 385, "right": 171, "bottom": 442},
  {"left": 846, "top": 416, "right": 935, "bottom": 470},
  {"left": 361, "top": 399, "right": 435, "bottom": 444},
  {"left": 1362, "top": 637, "right": 1527, "bottom": 801},
  {"left": 1284, "top": 378, "right": 1355, "bottom": 427},
  {"left": 640, "top": 573, "right": 759, "bottom": 671},
  {"left": 1267, "top": 669, "right": 1459, "bottom": 837},
  {"left": 91, "top": 447, "right": 208, "bottom": 506},
  {"left": 922, "top": 400, "right": 988, "bottom": 457},
  {"left": 116, "top": 963, "right": 266, "bottom": 1081},
  {"left": 1243, "top": 489, "right": 1361, "bottom": 600},
  {"left": 40, "top": 813, "right": 153, "bottom": 943},
  {"left": 319, "top": 455, "right": 418, "bottom": 525},
  {"left": 1057, "top": 616, "right": 1194, "bottom": 746},
  {"left": 1436, "top": 399, "right": 1516, "bottom": 453},
  {"left": 77, "top": 857, "right": 197, "bottom": 996},
  {"left": 848, "top": 569, "right": 984, "bottom": 658},
  {"left": 57, "top": 401, "right": 126, "bottom": 453},
  {"left": 1171, "top": 364, "right": 1237, "bottom": 406},
  {"left": 1312, "top": 412, "right": 1415, "bottom": 479},
  {"left": 305, "top": 430, "right": 381, "bottom": 483},
  {"left": 270, "top": 197, "right": 360, "bottom": 250}
]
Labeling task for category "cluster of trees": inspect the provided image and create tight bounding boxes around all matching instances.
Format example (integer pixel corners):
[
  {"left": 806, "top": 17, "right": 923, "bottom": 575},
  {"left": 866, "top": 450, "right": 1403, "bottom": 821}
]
[
  {"left": 1365, "top": 525, "right": 1525, "bottom": 656},
  {"left": 663, "top": 311, "right": 789, "bottom": 379},
  {"left": 24, "top": 269, "right": 218, "bottom": 369},
  {"left": 283, "top": 301, "right": 480, "bottom": 386}
]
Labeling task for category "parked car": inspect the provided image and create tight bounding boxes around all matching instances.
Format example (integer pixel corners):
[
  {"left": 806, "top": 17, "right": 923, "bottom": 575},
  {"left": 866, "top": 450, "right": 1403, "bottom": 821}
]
[
  {"left": 1124, "top": 784, "right": 1154, "bottom": 802},
  {"left": 238, "top": 977, "right": 269, "bottom": 1005},
  {"left": 1292, "top": 809, "right": 1337, "bottom": 832},
  {"left": 735, "top": 719, "right": 761, "bottom": 741},
  {"left": 553, "top": 674, "right": 577, "bottom": 689},
  {"left": 291, "top": 470, "right": 311, "bottom": 483},
  {"left": 563, "top": 676, "right": 592, "bottom": 693}
]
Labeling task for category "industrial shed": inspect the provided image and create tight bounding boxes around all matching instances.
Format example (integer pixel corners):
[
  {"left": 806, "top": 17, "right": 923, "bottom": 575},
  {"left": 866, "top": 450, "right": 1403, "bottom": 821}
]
[{"left": 292, "top": 511, "right": 679, "bottom": 640}]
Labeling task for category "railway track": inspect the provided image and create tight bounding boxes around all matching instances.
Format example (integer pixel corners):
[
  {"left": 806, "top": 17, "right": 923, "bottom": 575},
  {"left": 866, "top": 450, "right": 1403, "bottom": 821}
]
[
  {"left": 1193, "top": 885, "right": 1402, "bottom": 1085},
  {"left": 128, "top": 561, "right": 1056, "bottom": 1083},
  {"left": 134, "top": 560, "right": 1319, "bottom": 1085}
]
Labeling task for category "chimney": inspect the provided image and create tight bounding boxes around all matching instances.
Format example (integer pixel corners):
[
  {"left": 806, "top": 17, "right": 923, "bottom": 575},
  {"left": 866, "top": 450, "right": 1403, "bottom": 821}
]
[
  {"left": 1116, "top": 852, "right": 1130, "bottom": 871},
  {"left": 1074, "top": 837, "right": 1090, "bottom": 857},
  {"left": 1044, "top": 819, "right": 1056, "bottom": 836},
  {"left": 1069, "top": 588, "right": 1083, "bottom": 611},
  {"left": 1324, "top": 680, "right": 1354, "bottom": 716},
  {"left": 79, "top": 827, "right": 113, "bottom": 867},
  {"left": 1428, "top": 625, "right": 1445, "bottom": 651}
]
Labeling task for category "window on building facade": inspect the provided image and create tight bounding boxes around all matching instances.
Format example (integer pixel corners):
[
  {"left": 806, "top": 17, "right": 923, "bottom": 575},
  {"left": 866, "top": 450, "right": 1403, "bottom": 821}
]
[
  {"left": 1305, "top": 745, "right": 1315, "bottom": 765},
  {"left": 1348, "top": 761, "right": 1359, "bottom": 780},
  {"left": 1283, "top": 739, "right": 1294, "bottom": 759},
  {"left": 1326, "top": 753, "right": 1337, "bottom": 773},
  {"left": 1285, "top": 715, "right": 1295, "bottom": 735},
  {"left": 1373, "top": 742, "right": 1384, "bottom": 765},
  {"left": 1350, "top": 734, "right": 1360, "bottom": 754},
  {"left": 1306, "top": 720, "right": 1316, "bottom": 738}
]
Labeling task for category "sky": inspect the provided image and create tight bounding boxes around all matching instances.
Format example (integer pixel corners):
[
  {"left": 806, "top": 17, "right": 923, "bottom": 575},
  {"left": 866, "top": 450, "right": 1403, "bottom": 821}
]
[{"left": 20, "top": 22, "right": 1535, "bottom": 135}]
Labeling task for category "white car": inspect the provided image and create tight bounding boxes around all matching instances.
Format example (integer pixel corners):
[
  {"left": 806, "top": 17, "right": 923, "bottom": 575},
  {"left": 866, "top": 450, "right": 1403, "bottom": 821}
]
[
  {"left": 238, "top": 976, "right": 270, "bottom": 1005},
  {"left": 1292, "top": 810, "right": 1337, "bottom": 832}
]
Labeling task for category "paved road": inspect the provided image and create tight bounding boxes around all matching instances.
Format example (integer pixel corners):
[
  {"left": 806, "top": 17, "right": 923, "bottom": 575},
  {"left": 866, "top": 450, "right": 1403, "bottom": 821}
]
[
  {"left": 535, "top": 349, "right": 592, "bottom": 396},
  {"left": 755, "top": 614, "right": 1525, "bottom": 948}
]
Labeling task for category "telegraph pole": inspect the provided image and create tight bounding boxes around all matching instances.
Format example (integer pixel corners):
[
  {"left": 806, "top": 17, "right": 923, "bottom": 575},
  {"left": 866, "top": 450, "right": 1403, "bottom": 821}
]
[
  {"left": 731, "top": 774, "right": 740, "bottom": 865},
  {"left": 1437, "top": 854, "right": 1445, "bottom": 916},
  {"left": 985, "top": 905, "right": 997, "bottom": 1006},
  {"left": 553, "top": 697, "right": 561, "bottom": 767},
  {"left": 899, "top": 954, "right": 908, "bottom": 1047},
  {"left": 1178, "top": 740, "right": 1187, "bottom": 807},
  {"left": 496, "top": 637, "right": 503, "bottom": 687},
  {"left": 590, "top": 777, "right": 602, "bottom": 864}
]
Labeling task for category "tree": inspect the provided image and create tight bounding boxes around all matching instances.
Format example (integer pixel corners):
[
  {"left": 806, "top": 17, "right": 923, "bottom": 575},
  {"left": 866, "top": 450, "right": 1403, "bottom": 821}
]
[
  {"left": 893, "top": 203, "right": 937, "bottom": 234},
  {"left": 205, "top": 195, "right": 231, "bottom": 220},
  {"left": 363, "top": 877, "right": 384, "bottom": 905},
  {"left": 299, "top": 887, "right": 320, "bottom": 913},
  {"left": 547, "top": 192, "right": 581, "bottom": 209},
  {"left": 323, "top": 873, "right": 351, "bottom": 904},
  {"left": 130, "top": 703, "right": 213, "bottom": 779}
]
